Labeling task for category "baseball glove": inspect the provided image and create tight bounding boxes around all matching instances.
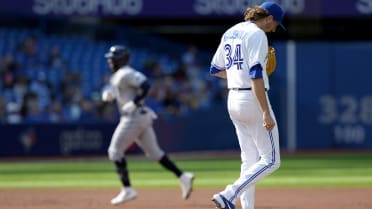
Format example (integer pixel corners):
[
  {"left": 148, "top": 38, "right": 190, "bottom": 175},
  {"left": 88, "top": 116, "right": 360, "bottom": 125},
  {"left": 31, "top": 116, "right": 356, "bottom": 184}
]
[{"left": 266, "top": 46, "right": 277, "bottom": 76}]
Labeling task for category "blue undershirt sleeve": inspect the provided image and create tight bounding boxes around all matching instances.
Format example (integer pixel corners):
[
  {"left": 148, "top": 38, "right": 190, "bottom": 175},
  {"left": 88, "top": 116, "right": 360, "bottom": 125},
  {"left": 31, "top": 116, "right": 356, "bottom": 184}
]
[
  {"left": 210, "top": 64, "right": 225, "bottom": 74},
  {"left": 249, "top": 64, "right": 263, "bottom": 79}
]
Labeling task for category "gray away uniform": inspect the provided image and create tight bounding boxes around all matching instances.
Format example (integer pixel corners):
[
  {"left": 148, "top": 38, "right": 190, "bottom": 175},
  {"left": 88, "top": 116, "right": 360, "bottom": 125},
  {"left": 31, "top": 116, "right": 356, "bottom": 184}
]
[{"left": 107, "top": 65, "right": 164, "bottom": 162}]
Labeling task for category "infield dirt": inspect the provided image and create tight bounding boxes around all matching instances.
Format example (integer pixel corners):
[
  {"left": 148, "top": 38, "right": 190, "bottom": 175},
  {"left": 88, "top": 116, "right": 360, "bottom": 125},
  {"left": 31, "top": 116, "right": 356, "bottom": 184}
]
[{"left": 1, "top": 187, "right": 371, "bottom": 209}]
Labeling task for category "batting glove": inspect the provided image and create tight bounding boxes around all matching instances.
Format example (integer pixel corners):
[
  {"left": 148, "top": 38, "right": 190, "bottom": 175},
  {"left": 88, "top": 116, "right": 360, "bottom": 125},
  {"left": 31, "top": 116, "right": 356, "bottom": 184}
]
[
  {"left": 102, "top": 85, "right": 114, "bottom": 102},
  {"left": 102, "top": 90, "right": 114, "bottom": 102},
  {"left": 122, "top": 101, "right": 137, "bottom": 115}
]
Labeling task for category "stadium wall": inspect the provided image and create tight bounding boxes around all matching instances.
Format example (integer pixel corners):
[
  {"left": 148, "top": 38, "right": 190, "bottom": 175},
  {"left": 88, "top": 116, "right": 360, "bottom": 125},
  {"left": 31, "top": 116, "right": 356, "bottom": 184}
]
[{"left": 1, "top": 41, "right": 372, "bottom": 157}]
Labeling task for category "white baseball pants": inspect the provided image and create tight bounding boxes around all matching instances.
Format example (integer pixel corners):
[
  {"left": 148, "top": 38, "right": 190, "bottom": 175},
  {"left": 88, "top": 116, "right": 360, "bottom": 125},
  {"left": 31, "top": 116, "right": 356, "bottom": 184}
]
[{"left": 221, "top": 90, "right": 281, "bottom": 209}]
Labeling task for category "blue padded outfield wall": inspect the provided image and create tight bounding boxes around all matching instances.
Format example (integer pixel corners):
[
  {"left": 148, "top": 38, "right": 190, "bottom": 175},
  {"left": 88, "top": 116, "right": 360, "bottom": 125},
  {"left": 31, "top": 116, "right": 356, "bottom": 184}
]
[
  {"left": 273, "top": 41, "right": 372, "bottom": 150},
  {"left": 0, "top": 106, "right": 238, "bottom": 157},
  {"left": 1, "top": 41, "right": 372, "bottom": 157}
]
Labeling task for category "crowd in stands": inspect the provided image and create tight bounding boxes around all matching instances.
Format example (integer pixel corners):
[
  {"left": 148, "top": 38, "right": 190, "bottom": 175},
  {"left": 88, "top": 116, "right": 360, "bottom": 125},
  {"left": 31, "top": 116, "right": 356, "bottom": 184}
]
[{"left": 0, "top": 28, "right": 226, "bottom": 124}]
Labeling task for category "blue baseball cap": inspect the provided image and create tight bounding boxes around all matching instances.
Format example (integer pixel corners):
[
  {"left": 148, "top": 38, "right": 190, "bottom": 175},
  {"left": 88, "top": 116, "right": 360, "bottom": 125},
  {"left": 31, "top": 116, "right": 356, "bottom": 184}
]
[{"left": 260, "top": 2, "right": 286, "bottom": 30}]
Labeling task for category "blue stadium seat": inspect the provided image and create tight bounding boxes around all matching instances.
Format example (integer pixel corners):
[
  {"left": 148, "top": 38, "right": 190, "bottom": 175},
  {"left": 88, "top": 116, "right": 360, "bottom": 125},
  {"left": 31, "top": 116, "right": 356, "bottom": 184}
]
[{"left": 0, "top": 27, "right": 216, "bottom": 123}]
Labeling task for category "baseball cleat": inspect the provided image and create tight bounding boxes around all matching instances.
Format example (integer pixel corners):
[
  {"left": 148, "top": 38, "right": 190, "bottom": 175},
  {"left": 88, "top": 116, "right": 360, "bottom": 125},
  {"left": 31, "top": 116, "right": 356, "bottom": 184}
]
[
  {"left": 110, "top": 187, "right": 137, "bottom": 205},
  {"left": 211, "top": 194, "right": 235, "bottom": 209},
  {"left": 179, "top": 172, "right": 195, "bottom": 200}
]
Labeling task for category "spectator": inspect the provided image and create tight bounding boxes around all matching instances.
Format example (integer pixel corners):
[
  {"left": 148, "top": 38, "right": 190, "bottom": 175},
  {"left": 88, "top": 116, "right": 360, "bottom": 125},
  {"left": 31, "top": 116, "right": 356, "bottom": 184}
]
[
  {"left": 12, "top": 75, "right": 29, "bottom": 107},
  {"left": 21, "top": 92, "right": 49, "bottom": 122},
  {"left": 98, "top": 102, "right": 119, "bottom": 122},
  {"left": 78, "top": 98, "right": 98, "bottom": 122},
  {"left": 0, "top": 96, "right": 6, "bottom": 123},
  {"left": 181, "top": 45, "right": 201, "bottom": 80},
  {"left": 29, "top": 71, "right": 51, "bottom": 110},
  {"left": 172, "top": 62, "right": 188, "bottom": 83},
  {"left": 61, "top": 71, "right": 82, "bottom": 104},
  {"left": 47, "top": 45, "right": 68, "bottom": 70},
  {"left": 48, "top": 99, "right": 64, "bottom": 123},
  {"left": 142, "top": 60, "right": 164, "bottom": 79},
  {"left": 0, "top": 96, "right": 21, "bottom": 124},
  {"left": 162, "top": 83, "right": 181, "bottom": 116},
  {"left": 0, "top": 29, "right": 217, "bottom": 124},
  {"left": 46, "top": 46, "right": 68, "bottom": 93},
  {"left": 6, "top": 102, "right": 22, "bottom": 124},
  {"left": 1, "top": 55, "right": 18, "bottom": 90},
  {"left": 17, "top": 34, "right": 41, "bottom": 67}
]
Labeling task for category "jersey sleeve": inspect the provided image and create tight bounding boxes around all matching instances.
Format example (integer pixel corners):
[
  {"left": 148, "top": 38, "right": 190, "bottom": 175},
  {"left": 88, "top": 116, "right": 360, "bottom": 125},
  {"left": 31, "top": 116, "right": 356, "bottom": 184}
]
[
  {"left": 126, "top": 70, "right": 147, "bottom": 87},
  {"left": 246, "top": 31, "right": 268, "bottom": 71},
  {"left": 210, "top": 37, "right": 226, "bottom": 74}
]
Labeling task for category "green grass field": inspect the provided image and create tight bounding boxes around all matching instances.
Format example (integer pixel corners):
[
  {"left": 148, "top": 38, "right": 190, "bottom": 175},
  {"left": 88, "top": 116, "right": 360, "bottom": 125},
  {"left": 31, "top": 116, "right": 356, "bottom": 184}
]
[{"left": 1, "top": 152, "right": 372, "bottom": 189}]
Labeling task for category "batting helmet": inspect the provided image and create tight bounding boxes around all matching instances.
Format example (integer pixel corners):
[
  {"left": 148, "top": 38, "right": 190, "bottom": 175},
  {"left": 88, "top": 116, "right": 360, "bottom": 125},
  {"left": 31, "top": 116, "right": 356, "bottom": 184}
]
[
  {"left": 105, "top": 45, "right": 130, "bottom": 70},
  {"left": 104, "top": 45, "right": 130, "bottom": 61}
]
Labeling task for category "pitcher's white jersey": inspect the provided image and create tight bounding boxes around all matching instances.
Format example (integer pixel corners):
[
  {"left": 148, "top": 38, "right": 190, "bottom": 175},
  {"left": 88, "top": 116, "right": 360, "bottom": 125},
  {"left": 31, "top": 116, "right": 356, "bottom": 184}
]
[
  {"left": 110, "top": 65, "right": 147, "bottom": 115},
  {"left": 211, "top": 21, "right": 270, "bottom": 90}
]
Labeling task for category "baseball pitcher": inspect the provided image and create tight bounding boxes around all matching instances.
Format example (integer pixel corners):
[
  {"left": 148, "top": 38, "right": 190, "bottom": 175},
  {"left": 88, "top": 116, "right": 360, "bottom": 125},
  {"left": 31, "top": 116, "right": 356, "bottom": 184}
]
[{"left": 209, "top": 2, "right": 285, "bottom": 209}]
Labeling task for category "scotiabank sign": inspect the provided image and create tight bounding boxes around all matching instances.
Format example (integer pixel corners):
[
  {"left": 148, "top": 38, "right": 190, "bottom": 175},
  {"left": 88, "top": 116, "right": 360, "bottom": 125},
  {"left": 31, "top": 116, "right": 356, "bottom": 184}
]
[
  {"left": 32, "top": 0, "right": 144, "bottom": 16},
  {"left": 1, "top": 0, "right": 372, "bottom": 18}
]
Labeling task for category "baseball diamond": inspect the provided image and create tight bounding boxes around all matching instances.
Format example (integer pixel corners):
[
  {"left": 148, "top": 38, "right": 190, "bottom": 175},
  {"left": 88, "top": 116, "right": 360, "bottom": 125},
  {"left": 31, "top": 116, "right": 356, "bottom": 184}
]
[{"left": 1, "top": 152, "right": 372, "bottom": 209}]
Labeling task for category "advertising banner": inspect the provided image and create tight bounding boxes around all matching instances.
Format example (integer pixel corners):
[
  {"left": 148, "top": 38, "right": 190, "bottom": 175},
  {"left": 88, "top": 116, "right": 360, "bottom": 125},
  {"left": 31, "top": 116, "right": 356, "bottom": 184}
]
[{"left": 0, "top": 0, "right": 371, "bottom": 18}]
